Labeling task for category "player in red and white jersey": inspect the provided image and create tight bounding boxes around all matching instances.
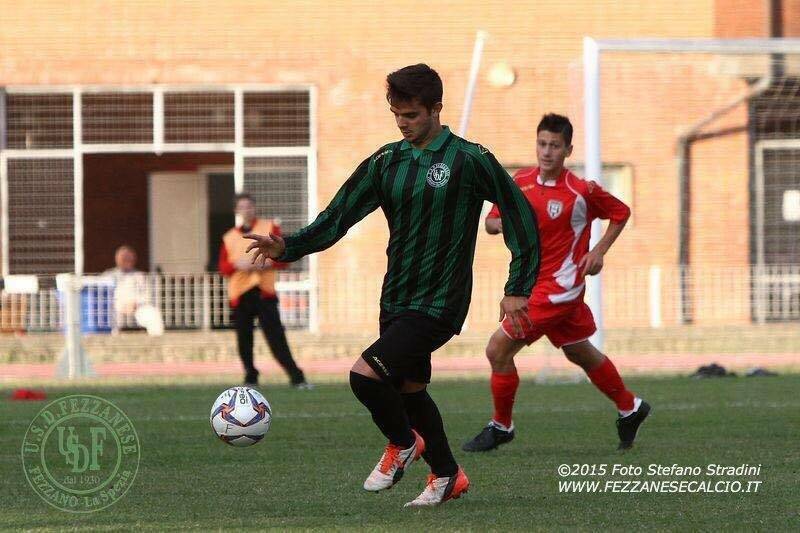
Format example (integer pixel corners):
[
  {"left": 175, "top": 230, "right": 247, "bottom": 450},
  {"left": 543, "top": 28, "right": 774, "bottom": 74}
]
[{"left": 463, "top": 114, "right": 650, "bottom": 452}]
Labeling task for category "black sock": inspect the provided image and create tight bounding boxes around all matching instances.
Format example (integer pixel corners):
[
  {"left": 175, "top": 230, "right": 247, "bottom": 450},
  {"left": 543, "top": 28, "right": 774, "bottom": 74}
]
[
  {"left": 349, "top": 372, "right": 415, "bottom": 448},
  {"left": 401, "top": 389, "right": 458, "bottom": 477}
]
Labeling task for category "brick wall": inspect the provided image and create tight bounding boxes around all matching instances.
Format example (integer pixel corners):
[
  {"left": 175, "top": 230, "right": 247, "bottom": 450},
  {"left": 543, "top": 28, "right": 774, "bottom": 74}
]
[{"left": 2, "top": 0, "right": 792, "bottom": 327}]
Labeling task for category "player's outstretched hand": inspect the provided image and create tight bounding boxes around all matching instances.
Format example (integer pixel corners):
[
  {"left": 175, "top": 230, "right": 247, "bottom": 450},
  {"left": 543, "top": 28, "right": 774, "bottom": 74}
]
[
  {"left": 578, "top": 249, "right": 604, "bottom": 276},
  {"left": 499, "top": 295, "right": 532, "bottom": 338},
  {"left": 243, "top": 233, "right": 286, "bottom": 267}
]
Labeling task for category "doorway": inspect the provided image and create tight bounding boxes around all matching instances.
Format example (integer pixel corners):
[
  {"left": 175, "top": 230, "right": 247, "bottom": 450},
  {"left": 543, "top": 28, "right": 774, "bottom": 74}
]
[{"left": 148, "top": 168, "right": 236, "bottom": 273}]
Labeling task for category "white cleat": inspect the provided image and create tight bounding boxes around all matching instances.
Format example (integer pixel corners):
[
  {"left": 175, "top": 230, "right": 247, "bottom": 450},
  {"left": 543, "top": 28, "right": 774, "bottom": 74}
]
[
  {"left": 363, "top": 430, "right": 425, "bottom": 492},
  {"left": 404, "top": 467, "right": 470, "bottom": 507}
]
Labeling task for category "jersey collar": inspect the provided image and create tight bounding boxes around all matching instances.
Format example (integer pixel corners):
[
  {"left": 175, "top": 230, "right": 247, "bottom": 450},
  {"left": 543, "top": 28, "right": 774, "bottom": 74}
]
[
  {"left": 536, "top": 167, "right": 568, "bottom": 187},
  {"left": 400, "top": 125, "right": 451, "bottom": 159}
]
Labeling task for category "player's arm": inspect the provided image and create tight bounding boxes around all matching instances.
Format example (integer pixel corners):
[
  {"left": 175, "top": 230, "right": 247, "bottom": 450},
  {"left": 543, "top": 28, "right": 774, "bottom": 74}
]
[
  {"left": 578, "top": 181, "right": 631, "bottom": 276},
  {"left": 245, "top": 223, "right": 288, "bottom": 271},
  {"left": 472, "top": 150, "right": 540, "bottom": 295},
  {"left": 472, "top": 149, "right": 540, "bottom": 334},
  {"left": 266, "top": 224, "right": 289, "bottom": 270},
  {"left": 484, "top": 204, "right": 502, "bottom": 235},
  {"left": 245, "top": 155, "right": 381, "bottom": 264}
]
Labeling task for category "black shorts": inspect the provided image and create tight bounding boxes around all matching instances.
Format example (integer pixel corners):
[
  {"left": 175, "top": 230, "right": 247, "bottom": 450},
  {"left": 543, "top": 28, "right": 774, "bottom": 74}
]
[{"left": 361, "top": 310, "right": 455, "bottom": 386}]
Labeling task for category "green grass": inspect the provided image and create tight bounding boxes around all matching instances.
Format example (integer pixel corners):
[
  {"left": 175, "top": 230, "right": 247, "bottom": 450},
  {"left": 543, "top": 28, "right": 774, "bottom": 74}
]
[{"left": 2, "top": 376, "right": 799, "bottom": 531}]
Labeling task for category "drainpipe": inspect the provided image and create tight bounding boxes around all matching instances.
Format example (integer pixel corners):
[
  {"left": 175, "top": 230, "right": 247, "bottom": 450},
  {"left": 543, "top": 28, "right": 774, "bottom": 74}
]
[{"left": 675, "top": 0, "right": 779, "bottom": 323}]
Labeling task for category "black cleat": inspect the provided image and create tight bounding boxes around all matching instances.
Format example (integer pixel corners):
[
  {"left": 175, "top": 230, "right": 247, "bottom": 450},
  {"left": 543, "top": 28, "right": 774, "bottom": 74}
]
[
  {"left": 244, "top": 369, "right": 260, "bottom": 386},
  {"left": 617, "top": 400, "right": 651, "bottom": 450},
  {"left": 462, "top": 422, "right": 515, "bottom": 452}
]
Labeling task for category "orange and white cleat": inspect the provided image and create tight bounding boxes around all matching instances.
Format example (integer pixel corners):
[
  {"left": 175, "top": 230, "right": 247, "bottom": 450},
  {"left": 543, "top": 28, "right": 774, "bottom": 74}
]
[
  {"left": 404, "top": 466, "right": 470, "bottom": 507},
  {"left": 363, "top": 430, "right": 425, "bottom": 492}
]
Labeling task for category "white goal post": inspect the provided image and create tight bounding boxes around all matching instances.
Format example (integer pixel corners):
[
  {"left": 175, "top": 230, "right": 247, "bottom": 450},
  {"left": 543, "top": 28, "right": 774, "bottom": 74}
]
[{"left": 583, "top": 37, "right": 800, "bottom": 349}]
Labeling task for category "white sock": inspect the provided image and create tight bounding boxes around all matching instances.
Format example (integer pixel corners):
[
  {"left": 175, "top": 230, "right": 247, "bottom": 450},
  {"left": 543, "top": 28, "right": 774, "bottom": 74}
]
[
  {"left": 618, "top": 397, "right": 642, "bottom": 418},
  {"left": 490, "top": 419, "right": 514, "bottom": 432}
]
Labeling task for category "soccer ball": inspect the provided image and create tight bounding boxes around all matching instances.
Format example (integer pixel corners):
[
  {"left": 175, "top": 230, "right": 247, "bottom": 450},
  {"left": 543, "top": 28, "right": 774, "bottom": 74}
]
[{"left": 210, "top": 386, "right": 272, "bottom": 447}]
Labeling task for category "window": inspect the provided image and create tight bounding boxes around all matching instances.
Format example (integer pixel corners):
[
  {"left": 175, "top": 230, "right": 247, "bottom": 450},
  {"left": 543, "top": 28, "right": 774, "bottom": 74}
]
[
  {"left": 82, "top": 93, "right": 152, "bottom": 144},
  {"left": 6, "top": 94, "right": 73, "bottom": 149},
  {"left": 164, "top": 92, "right": 234, "bottom": 143},
  {"left": 244, "top": 91, "right": 310, "bottom": 147},
  {"left": 568, "top": 163, "right": 634, "bottom": 225},
  {"left": 243, "top": 157, "right": 309, "bottom": 272},
  {"left": 7, "top": 159, "right": 74, "bottom": 274}
]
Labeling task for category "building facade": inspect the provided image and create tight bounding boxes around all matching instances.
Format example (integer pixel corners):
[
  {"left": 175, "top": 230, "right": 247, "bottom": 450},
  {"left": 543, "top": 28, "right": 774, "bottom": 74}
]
[{"left": 1, "top": 0, "right": 798, "bottom": 332}]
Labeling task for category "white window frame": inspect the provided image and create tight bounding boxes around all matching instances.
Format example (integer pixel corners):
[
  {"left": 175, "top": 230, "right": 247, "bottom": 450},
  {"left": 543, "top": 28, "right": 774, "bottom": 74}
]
[{"left": 0, "top": 84, "right": 319, "bottom": 331}]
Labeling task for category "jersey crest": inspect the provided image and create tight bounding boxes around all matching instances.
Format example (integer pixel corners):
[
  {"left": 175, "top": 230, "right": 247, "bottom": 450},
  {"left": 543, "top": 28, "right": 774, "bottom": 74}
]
[
  {"left": 426, "top": 163, "right": 450, "bottom": 188},
  {"left": 547, "top": 199, "right": 563, "bottom": 219}
]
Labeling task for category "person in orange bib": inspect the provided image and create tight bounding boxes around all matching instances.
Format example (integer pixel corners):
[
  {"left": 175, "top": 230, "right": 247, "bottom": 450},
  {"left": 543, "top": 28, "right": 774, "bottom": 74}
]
[{"left": 218, "top": 193, "right": 310, "bottom": 389}]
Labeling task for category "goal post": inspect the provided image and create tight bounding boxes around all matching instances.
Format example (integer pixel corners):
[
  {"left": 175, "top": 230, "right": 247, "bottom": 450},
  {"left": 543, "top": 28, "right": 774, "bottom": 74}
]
[{"left": 583, "top": 37, "right": 800, "bottom": 345}]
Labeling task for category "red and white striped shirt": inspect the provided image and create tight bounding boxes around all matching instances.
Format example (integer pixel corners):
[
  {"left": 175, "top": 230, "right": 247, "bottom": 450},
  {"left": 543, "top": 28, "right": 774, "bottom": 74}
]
[{"left": 488, "top": 167, "right": 630, "bottom": 307}]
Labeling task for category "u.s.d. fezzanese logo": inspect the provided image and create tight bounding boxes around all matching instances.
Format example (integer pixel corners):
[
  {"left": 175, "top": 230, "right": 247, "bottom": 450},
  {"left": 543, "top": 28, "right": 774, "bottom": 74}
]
[
  {"left": 21, "top": 395, "right": 140, "bottom": 513},
  {"left": 426, "top": 162, "right": 450, "bottom": 188}
]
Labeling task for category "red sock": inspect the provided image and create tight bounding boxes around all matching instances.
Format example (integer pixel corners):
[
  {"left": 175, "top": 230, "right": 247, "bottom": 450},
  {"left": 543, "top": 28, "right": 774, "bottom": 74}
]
[
  {"left": 587, "top": 357, "right": 634, "bottom": 411},
  {"left": 491, "top": 370, "right": 520, "bottom": 428}
]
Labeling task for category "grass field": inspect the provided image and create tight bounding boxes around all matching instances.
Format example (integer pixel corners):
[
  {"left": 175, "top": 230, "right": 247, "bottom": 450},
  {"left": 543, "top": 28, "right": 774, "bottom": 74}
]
[{"left": 2, "top": 375, "right": 798, "bottom": 531}]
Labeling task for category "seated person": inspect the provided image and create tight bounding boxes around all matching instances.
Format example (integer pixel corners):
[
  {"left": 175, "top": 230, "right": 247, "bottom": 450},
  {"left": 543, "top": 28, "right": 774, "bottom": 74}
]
[{"left": 103, "top": 245, "right": 164, "bottom": 335}]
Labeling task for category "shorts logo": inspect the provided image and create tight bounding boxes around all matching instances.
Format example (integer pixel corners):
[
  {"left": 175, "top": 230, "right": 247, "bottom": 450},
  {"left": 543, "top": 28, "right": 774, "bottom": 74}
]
[
  {"left": 547, "top": 199, "right": 563, "bottom": 219},
  {"left": 371, "top": 356, "right": 390, "bottom": 377},
  {"left": 426, "top": 163, "right": 450, "bottom": 188}
]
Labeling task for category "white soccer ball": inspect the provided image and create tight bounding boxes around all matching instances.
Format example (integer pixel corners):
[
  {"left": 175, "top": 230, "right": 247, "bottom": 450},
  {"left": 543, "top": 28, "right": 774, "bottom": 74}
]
[{"left": 210, "top": 386, "right": 272, "bottom": 447}]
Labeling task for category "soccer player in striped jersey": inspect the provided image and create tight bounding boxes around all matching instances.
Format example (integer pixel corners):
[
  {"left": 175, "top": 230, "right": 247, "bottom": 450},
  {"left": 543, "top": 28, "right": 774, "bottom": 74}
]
[
  {"left": 462, "top": 114, "right": 650, "bottom": 453},
  {"left": 244, "top": 64, "right": 540, "bottom": 506}
]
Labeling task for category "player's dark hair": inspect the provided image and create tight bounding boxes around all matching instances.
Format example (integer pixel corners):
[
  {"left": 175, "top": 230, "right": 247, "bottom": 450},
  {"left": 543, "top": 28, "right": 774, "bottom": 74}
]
[
  {"left": 537, "top": 113, "right": 573, "bottom": 146},
  {"left": 386, "top": 64, "right": 443, "bottom": 111},
  {"left": 234, "top": 192, "right": 254, "bottom": 204}
]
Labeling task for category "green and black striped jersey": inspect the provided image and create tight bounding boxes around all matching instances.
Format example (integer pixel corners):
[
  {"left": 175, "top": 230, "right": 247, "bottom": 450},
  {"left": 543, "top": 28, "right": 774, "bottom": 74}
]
[{"left": 279, "top": 126, "right": 540, "bottom": 331}]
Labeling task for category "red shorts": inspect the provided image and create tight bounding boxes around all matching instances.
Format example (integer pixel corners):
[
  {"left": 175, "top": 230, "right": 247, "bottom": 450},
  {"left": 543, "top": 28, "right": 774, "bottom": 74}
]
[{"left": 501, "top": 301, "right": 597, "bottom": 348}]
